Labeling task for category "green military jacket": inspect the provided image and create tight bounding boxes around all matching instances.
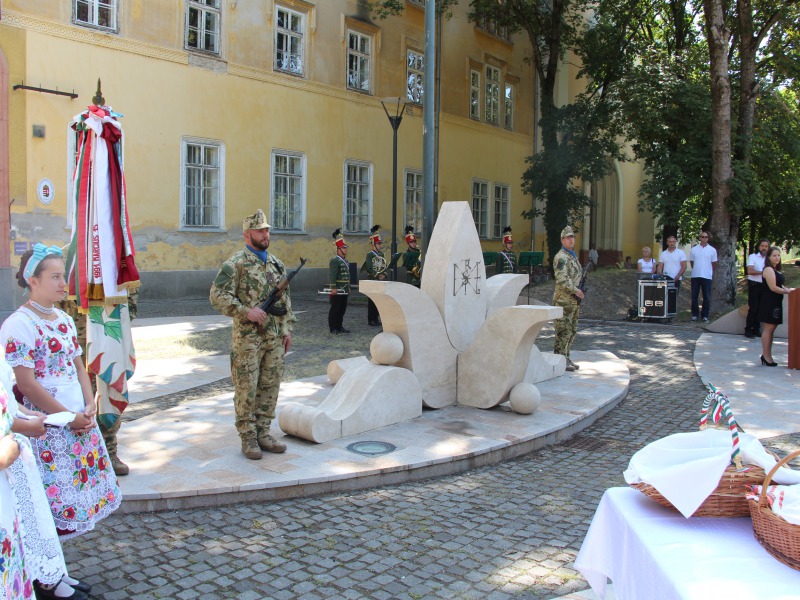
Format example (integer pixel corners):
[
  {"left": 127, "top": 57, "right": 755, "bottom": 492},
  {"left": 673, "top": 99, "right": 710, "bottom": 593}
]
[
  {"left": 364, "top": 249, "right": 387, "bottom": 280},
  {"left": 329, "top": 255, "right": 351, "bottom": 294},
  {"left": 497, "top": 250, "right": 517, "bottom": 274},
  {"left": 400, "top": 248, "right": 421, "bottom": 285},
  {"left": 210, "top": 248, "right": 295, "bottom": 339},
  {"left": 552, "top": 247, "right": 582, "bottom": 304}
]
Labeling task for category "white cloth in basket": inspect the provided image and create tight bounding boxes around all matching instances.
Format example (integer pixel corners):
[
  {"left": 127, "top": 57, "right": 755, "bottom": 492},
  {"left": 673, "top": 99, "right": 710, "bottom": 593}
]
[
  {"left": 624, "top": 430, "right": 800, "bottom": 518},
  {"left": 746, "top": 485, "right": 800, "bottom": 525}
]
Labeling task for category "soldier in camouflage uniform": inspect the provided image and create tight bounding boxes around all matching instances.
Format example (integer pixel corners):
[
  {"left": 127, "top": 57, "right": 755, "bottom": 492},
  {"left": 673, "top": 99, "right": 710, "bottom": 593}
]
[
  {"left": 552, "top": 226, "right": 584, "bottom": 372},
  {"left": 498, "top": 226, "right": 517, "bottom": 274},
  {"left": 210, "top": 209, "right": 295, "bottom": 460},
  {"left": 59, "top": 288, "right": 138, "bottom": 476},
  {"left": 363, "top": 224, "right": 386, "bottom": 326},
  {"left": 328, "top": 229, "right": 351, "bottom": 334}
]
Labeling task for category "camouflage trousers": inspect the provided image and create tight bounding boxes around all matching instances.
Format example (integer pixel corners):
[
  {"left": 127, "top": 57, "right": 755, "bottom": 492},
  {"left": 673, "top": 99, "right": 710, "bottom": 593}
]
[
  {"left": 553, "top": 300, "right": 580, "bottom": 358},
  {"left": 231, "top": 334, "right": 285, "bottom": 441}
]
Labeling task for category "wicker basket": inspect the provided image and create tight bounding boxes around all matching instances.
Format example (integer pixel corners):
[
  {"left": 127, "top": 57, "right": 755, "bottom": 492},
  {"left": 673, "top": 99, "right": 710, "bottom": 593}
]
[
  {"left": 748, "top": 449, "right": 800, "bottom": 571},
  {"left": 633, "top": 462, "right": 768, "bottom": 517},
  {"left": 631, "top": 384, "right": 767, "bottom": 517}
]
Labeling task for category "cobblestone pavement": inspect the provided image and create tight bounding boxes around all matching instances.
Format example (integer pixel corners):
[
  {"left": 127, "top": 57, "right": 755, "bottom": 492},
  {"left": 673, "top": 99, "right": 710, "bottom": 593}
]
[{"left": 64, "top": 303, "right": 799, "bottom": 600}]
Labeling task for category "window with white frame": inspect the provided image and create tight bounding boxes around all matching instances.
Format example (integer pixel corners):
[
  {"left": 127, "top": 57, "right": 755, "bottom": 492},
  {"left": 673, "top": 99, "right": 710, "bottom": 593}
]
[
  {"left": 74, "top": 0, "right": 117, "bottom": 31},
  {"left": 471, "top": 179, "right": 489, "bottom": 238},
  {"left": 504, "top": 83, "right": 515, "bottom": 130},
  {"left": 186, "top": 0, "right": 220, "bottom": 54},
  {"left": 485, "top": 65, "right": 500, "bottom": 125},
  {"left": 404, "top": 170, "right": 423, "bottom": 234},
  {"left": 275, "top": 6, "right": 304, "bottom": 75},
  {"left": 493, "top": 184, "right": 510, "bottom": 238},
  {"left": 347, "top": 31, "right": 372, "bottom": 93},
  {"left": 407, "top": 50, "right": 424, "bottom": 105},
  {"left": 181, "top": 138, "right": 224, "bottom": 229},
  {"left": 271, "top": 151, "right": 305, "bottom": 231},
  {"left": 470, "top": 69, "right": 481, "bottom": 120},
  {"left": 344, "top": 161, "right": 372, "bottom": 233}
]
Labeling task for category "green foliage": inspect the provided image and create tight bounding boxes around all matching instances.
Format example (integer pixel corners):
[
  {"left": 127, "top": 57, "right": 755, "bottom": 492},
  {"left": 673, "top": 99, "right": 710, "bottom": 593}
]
[{"left": 367, "top": 0, "right": 457, "bottom": 19}]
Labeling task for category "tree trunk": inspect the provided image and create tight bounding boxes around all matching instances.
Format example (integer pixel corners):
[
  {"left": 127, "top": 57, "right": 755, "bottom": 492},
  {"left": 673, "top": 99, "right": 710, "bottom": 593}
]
[{"left": 703, "top": 0, "right": 738, "bottom": 312}]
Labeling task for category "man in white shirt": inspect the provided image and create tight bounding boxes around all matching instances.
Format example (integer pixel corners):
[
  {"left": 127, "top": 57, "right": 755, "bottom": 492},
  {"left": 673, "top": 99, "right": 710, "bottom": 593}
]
[
  {"left": 657, "top": 236, "right": 687, "bottom": 298},
  {"left": 689, "top": 232, "right": 718, "bottom": 322},
  {"left": 745, "top": 238, "right": 770, "bottom": 338}
]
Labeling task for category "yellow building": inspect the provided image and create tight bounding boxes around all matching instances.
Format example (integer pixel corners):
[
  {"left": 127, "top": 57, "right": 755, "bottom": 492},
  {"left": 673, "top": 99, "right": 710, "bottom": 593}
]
[{"left": 0, "top": 0, "right": 654, "bottom": 309}]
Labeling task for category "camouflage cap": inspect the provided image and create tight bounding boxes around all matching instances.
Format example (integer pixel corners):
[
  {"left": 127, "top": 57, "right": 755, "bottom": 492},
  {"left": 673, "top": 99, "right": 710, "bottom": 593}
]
[
  {"left": 243, "top": 209, "right": 270, "bottom": 231},
  {"left": 560, "top": 225, "right": 575, "bottom": 238}
]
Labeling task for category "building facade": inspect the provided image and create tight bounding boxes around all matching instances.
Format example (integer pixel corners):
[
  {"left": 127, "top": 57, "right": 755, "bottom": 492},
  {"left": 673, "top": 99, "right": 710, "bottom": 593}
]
[{"left": 0, "top": 0, "right": 654, "bottom": 309}]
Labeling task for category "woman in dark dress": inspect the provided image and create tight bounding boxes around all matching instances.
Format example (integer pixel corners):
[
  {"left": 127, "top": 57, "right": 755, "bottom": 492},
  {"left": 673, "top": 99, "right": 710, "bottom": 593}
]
[{"left": 759, "top": 247, "right": 793, "bottom": 366}]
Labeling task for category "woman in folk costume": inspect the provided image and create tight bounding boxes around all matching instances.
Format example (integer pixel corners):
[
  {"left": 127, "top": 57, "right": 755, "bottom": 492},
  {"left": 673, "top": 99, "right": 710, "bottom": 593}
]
[
  {"left": 0, "top": 246, "right": 121, "bottom": 546},
  {"left": 0, "top": 361, "right": 90, "bottom": 600},
  {"left": 0, "top": 390, "right": 34, "bottom": 600}
]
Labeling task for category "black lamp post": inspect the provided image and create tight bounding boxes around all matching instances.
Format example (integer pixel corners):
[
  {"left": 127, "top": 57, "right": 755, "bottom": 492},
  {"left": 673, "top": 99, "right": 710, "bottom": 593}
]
[{"left": 380, "top": 96, "right": 409, "bottom": 281}]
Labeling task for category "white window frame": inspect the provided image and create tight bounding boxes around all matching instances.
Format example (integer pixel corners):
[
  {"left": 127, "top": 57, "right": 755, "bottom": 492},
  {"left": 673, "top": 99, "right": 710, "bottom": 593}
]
[
  {"left": 347, "top": 30, "right": 372, "bottom": 93},
  {"left": 180, "top": 137, "right": 225, "bottom": 231},
  {"left": 275, "top": 6, "right": 305, "bottom": 76},
  {"left": 486, "top": 65, "right": 500, "bottom": 125},
  {"left": 404, "top": 170, "right": 423, "bottom": 234},
  {"left": 343, "top": 160, "right": 373, "bottom": 234},
  {"left": 470, "top": 69, "right": 481, "bottom": 120},
  {"left": 504, "top": 83, "right": 515, "bottom": 130},
  {"left": 185, "top": 0, "right": 221, "bottom": 54},
  {"left": 271, "top": 150, "right": 306, "bottom": 232},
  {"left": 406, "top": 49, "right": 425, "bottom": 105},
  {"left": 493, "top": 184, "right": 510, "bottom": 239},
  {"left": 74, "top": 0, "right": 118, "bottom": 31},
  {"left": 471, "top": 179, "right": 489, "bottom": 238}
]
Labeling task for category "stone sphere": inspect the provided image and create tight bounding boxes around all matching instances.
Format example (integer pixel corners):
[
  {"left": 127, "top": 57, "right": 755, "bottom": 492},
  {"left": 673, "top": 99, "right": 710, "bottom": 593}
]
[
  {"left": 370, "top": 332, "right": 404, "bottom": 365},
  {"left": 509, "top": 382, "right": 541, "bottom": 415}
]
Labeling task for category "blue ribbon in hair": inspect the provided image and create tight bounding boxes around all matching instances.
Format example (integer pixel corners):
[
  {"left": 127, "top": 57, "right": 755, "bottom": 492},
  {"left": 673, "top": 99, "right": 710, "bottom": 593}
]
[{"left": 23, "top": 243, "right": 63, "bottom": 283}]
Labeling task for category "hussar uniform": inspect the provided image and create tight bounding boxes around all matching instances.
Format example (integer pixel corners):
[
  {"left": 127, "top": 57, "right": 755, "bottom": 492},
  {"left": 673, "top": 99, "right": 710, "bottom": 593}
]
[
  {"left": 364, "top": 225, "right": 386, "bottom": 326},
  {"left": 498, "top": 227, "right": 517, "bottom": 274},
  {"left": 328, "top": 230, "right": 351, "bottom": 334},
  {"left": 552, "top": 226, "right": 582, "bottom": 369},
  {"left": 395, "top": 226, "right": 422, "bottom": 287},
  {"left": 210, "top": 210, "right": 294, "bottom": 458}
]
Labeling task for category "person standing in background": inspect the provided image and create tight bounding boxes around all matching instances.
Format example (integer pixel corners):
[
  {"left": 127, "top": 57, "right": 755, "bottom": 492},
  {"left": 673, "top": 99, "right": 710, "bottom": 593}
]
[
  {"left": 328, "top": 229, "right": 351, "bottom": 334},
  {"left": 497, "top": 227, "right": 517, "bottom": 274},
  {"left": 745, "top": 239, "right": 770, "bottom": 338},
  {"left": 689, "top": 232, "right": 717, "bottom": 322},
  {"left": 657, "top": 236, "right": 688, "bottom": 296},
  {"left": 363, "top": 225, "right": 386, "bottom": 327}
]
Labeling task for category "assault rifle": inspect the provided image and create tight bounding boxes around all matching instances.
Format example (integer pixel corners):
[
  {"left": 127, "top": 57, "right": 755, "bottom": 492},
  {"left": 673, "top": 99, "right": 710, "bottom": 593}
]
[
  {"left": 259, "top": 257, "right": 308, "bottom": 316},
  {"left": 576, "top": 262, "right": 592, "bottom": 305}
]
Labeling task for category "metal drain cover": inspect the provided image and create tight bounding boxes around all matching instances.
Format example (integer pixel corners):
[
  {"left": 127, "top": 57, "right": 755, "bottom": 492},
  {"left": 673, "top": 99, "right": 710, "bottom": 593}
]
[{"left": 346, "top": 441, "right": 397, "bottom": 456}]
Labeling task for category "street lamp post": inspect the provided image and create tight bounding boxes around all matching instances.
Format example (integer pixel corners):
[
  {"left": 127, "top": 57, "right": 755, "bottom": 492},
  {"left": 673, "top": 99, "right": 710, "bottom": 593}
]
[{"left": 380, "top": 96, "right": 409, "bottom": 281}]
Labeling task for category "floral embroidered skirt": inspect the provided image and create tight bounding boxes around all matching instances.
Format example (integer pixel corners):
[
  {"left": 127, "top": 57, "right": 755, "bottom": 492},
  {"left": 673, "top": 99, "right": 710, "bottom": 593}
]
[
  {"left": 0, "top": 473, "right": 34, "bottom": 599},
  {"left": 30, "top": 421, "right": 122, "bottom": 540}
]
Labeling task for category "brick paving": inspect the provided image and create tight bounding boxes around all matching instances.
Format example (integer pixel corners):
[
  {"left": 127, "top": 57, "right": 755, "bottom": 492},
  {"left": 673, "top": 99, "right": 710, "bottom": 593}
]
[{"left": 64, "top": 301, "right": 798, "bottom": 600}]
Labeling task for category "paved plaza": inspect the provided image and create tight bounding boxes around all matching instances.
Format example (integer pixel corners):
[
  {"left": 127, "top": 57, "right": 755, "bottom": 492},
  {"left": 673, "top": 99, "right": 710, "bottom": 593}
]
[{"left": 61, "top": 297, "right": 798, "bottom": 600}]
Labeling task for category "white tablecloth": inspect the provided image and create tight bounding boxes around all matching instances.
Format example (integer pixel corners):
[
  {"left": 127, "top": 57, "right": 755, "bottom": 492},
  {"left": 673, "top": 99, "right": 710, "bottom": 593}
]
[{"left": 574, "top": 487, "right": 800, "bottom": 600}]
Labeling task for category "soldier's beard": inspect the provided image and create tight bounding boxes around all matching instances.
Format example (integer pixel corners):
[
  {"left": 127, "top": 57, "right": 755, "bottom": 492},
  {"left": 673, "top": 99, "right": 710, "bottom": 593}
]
[{"left": 250, "top": 238, "right": 269, "bottom": 251}]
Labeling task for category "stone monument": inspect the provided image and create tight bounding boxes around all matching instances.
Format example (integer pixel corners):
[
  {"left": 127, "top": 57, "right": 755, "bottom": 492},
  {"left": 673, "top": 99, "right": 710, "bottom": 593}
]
[{"left": 279, "top": 201, "right": 566, "bottom": 443}]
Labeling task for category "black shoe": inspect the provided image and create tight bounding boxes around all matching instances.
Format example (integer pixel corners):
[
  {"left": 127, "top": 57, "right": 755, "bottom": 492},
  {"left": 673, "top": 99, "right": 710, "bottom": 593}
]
[
  {"left": 760, "top": 355, "right": 778, "bottom": 367},
  {"left": 330, "top": 329, "right": 340, "bottom": 335},
  {"left": 745, "top": 331, "right": 756, "bottom": 339},
  {"left": 368, "top": 320, "right": 381, "bottom": 326},
  {"left": 68, "top": 580, "right": 92, "bottom": 594},
  {"left": 339, "top": 327, "right": 350, "bottom": 333},
  {"left": 33, "top": 582, "right": 88, "bottom": 600}
]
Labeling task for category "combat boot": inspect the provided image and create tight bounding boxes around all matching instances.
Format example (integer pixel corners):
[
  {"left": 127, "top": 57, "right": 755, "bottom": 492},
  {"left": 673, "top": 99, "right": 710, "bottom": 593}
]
[
  {"left": 257, "top": 433, "right": 287, "bottom": 453},
  {"left": 109, "top": 453, "right": 130, "bottom": 476},
  {"left": 241, "top": 437, "right": 262, "bottom": 460},
  {"left": 566, "top": 357, "right": 580, "bottom": 371}
]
